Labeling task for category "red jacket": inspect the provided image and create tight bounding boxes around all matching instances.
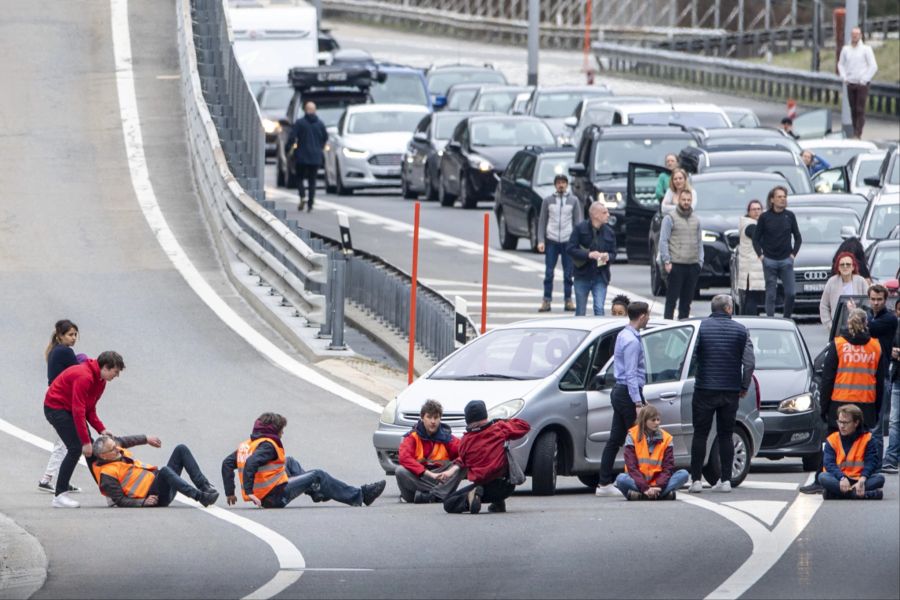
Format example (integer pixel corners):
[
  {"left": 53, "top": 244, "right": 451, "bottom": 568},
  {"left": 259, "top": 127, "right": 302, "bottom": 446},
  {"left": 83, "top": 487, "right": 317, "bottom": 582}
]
[
  {"left": 456, "top": 418, "right": 530, "bottom": 485},
  {"left": 398, "top": 431, "right": 461, "bottom": 477},
  {"left": 44, "top": 359, "right": 107, "bottom": 445}
]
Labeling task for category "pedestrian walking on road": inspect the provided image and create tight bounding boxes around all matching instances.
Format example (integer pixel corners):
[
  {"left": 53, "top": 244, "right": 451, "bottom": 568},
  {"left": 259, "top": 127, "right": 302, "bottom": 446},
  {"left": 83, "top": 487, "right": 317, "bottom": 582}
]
[
  {"left": 752, "top": 186, "right": 802, "bottom": 319},
  {"left": 838, "top": 27, "right": 878, "bottom": 139},
  {"left": 615, "top": 405, "right": 689, "bottom": 501},
  {"left": 819, "top": 405, "right": 885, "bottom": 500},
  {"left": 688, "top": 295, "right": 755, "bottom": 494},
  {"left": 659, "top": 189, "right": 704, "bottom": 320},
  {"left": 819, "top": 252, "right": 868, "bottom": 332},
  {"left": 286, "top": 101, "right": 328, "bottom": 212},
  {"left": 736, "top": 200, "right": 765, "bottom": 315},
  {"left": 595, "top": 301, "right": 651, "bottom": 497},
  {"left": 38, "top": 319, "right": 88, "bottom": 495},
  {"left": 881, "top": 304, "right": 900, "bottom": 473},
  {"left": 222, "top": 413, "right": 386, "bottom": 509},
  {"left": 610, "top": 294, "right": 631, "bottom": 317},
  {"left": 441, "top": 401, "right": 530, "bottom": 514},
  {"left": 395, "top": 400, "right": 463, "bottom": 504},
  {"left": 537, "top": 174, "right": 582, "bottom": 313},
  {"left": 566, "top": 202, "right": 617, "bottom": 316},
  {"left": 865, "top": 284, "right": 897, "bottom": 452},
  {"left": 91, "top": 435, "right": 219, "bottom": 507},
  {"left": 660, "top": 168, "right": 696, "bottom": 212},
  {"left": 43, "top": 351, "right": 125, "bottom": 508},
  {"left": 654, "top": 153, "right": 679, "bottom": 201}
]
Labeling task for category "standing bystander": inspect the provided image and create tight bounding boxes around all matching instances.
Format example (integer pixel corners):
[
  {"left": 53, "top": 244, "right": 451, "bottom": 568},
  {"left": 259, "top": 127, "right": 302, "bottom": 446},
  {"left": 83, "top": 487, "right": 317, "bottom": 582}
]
[
  {"left": 654, "top": 153, "right": 679, "bottom": 201},
  {"left": 736, "top": 200, "right": 765, "bottom": 315},
  {"left": 865, "top": 284, "right": 897, "bottom": 454},
  {"left": 286, "top": 101, "right": 328, "bottom": 212},
  {"left": 881, "top": 301, "right": 900, "bottom": 473},
  {"left": 566, "top": 202, "right": 617, "bottom": 316},
  {"left": 838, "top": 27, "right": 878, "bottom": 139},
  {"left": 752, "top": 186, "right": 802, "bottom": 319},
  {"left": 659, "top": 189, "right": 704, "bottom": 320},
  {"left": 537, "top": 174, "right": 583, "bottom": 313}
]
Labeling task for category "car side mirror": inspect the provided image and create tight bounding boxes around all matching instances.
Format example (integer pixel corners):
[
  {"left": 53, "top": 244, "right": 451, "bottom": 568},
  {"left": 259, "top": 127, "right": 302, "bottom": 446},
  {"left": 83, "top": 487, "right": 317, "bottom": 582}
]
[
  {"left": 864, "top": 176, "right": 881, "bottom": 187},
  {"left": 840, "top": 225, "right": 858, "bottom": 240},
  {"left": 515, "top": 178, "right": 530, "bottom": 188},
  {"left": 563, "top": 116, "right": 577, "bottom": 128},
  {"left": 568, "top": 163, "right": 586, "bottom": 177},
  {"left": 447, "top": 140, "right": 461, "bottom": 151},
  {"left": 433, "top": 96, "right": 447, "bottom": 109},
  {"left": 413, "top": 132, "right": 428, "bottom": 143}
]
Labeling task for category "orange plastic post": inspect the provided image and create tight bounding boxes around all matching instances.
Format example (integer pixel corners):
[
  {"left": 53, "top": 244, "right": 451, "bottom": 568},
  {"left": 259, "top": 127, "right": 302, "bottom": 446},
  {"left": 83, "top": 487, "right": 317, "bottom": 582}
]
[
  {"left": 481, "top": 213, "right": 489, "bottom": 335},
  {"left": 408, "top": 202, "right": 421, "bottom": 384}
]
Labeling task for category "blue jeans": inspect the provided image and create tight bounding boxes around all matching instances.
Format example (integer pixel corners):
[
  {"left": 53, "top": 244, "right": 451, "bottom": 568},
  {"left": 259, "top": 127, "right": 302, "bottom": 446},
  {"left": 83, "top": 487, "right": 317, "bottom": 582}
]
[
  {"left": 762, "top": 257, "right": 795, "bottom": 318},
  {"left": 872, "top": 376, "right": 892, "bottom": 462},
  {"left": 574, "top": 276, "right": 608, "bottom": 316},
  {"left": 818, "top": 472, "right": 885, "bottom": 497},
  {"left": 615, "top": 469, "right": 689, "bottom": 498},
  {"left": 269, "top": 456, "right": 363, "bottom": 508},
  {"left": 884, "top": 379, "right": 900, "bottom": 467},
  {"left": 543, "top": 240, "right": 573, "bottom": 302}
]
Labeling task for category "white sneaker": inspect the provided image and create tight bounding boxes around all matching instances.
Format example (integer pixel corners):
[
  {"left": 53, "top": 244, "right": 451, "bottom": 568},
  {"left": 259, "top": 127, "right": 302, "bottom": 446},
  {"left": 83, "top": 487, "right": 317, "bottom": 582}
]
[
  {"left": 51, "top": 492, "right": 80, "bottom": 508},
  {"left": 712, "top": 480, "right": 732, "bottom": 493},
  {"left": 688, "top": 480, "right": 703, "bottom": 494},
  {"left": 595, "top": 483, "right": 618, "bottom": 497}
]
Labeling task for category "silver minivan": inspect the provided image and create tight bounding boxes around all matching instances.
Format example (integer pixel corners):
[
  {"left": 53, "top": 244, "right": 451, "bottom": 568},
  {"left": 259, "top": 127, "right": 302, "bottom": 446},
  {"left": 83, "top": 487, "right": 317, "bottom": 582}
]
[{"left": 373, "top": 317, "right": 764, "bottom": 495}]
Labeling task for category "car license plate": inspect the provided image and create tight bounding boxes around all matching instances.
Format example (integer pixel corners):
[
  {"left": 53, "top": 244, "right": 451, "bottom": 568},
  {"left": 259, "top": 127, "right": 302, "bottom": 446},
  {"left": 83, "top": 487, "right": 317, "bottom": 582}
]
[{"left": 804, "top": 283, "right": 826, "bottom": 292}]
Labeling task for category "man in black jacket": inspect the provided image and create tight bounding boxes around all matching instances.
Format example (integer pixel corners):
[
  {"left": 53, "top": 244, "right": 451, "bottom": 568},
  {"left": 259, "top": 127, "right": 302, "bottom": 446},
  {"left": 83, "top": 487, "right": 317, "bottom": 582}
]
[
  {"left": 566, "top": 202, "right": 617, "bottom": 316},
  {"left": 286, "top": 101, "right": 328, "bottom": 212},
  {"left": 882, "top": 301, "right": 900, "bottom": 473},
  {"left": 688, "top": 294, "right": 755, "bottom": 494},
  {"left": 752, "top": 186, "right": 802, "bottom": 319}
]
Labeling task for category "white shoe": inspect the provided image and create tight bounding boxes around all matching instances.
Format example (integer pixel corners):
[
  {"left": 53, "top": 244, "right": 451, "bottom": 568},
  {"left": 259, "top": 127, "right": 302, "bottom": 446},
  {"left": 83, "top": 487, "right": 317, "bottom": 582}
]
[
  {"left": 688, "top": 480, "right": 703, "bottom": 494},
  {"left": 51, "top": 492, "right": 80, "bottom": 508},
  {"left": 712, "top": 480, "right": 732, "bottom": 493},
  {"left": 595, "top": 483, "right": 618, "bottom": 497}
]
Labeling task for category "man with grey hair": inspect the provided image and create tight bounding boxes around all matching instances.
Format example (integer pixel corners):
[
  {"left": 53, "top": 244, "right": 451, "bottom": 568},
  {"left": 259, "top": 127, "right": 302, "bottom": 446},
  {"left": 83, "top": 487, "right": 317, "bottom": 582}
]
[
  {"left": 90, "top": 435, "right": 219, "bottom": 508},
  {"left": 566, "top": 202, "right": 617, "bottom": 316},
  {"left": 688, "top": 294, "right": 755, "bottom": 494}
]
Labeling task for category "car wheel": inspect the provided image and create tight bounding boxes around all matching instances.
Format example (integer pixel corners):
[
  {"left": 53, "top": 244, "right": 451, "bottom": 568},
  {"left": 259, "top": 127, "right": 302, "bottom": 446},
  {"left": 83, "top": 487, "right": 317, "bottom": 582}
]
[
  {"left": 460, "top": 178, "right": 478, "bottom": 209},
  {"left": 276, "top": 160, "right": 285, "bottom": 187},
  {"left": 530, "top": 430, "right": 558, "bottom": 496},
  {"left": 650, "top": 260, "right": 667, "bottom": 296},
  {"left": 702, "top": 429, "right": 751, "bottom": 487},
  {"left": 577, "top": 473, "right": 600, "bottom": 489},
  {"left": 438, "top": 180, "right": 456, "bottom": 207},
  {"left": 401, "top": 173, "right": 417, "bottom": 199},
  {"left": 528, "top": 214, "right": 540, "bottom": 253},
  {"left": 497, "top": 210, "right": 518, "bottom": 250},
  {"left": 335, "top": 163, "right": 353, "bottom": 196},
  {"left": 802, "top": 453, "right": 823, "bottom": 472}
]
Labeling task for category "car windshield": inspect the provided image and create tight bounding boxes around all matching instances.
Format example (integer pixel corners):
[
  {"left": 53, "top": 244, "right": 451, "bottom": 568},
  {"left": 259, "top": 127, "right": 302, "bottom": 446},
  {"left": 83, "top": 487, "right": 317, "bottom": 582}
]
[
  {"left": 435, "top": 114, "right": 469, "bottom": 140},
  {"left": 704, "top": 164, "right": 812, "bottom": 194},
  {"left": 594, "top": 138, "right": 696, "bottom": 176},
  {"left": 447, "top": 89, "right": 478, "bottom": 111},
  {"left": 793, "top": 211, "right": 859, "bottom": 244},
  {"left": 725, "top": 110, "right": 760, "bottom": 128},
  {"left": 690, "top": 178, "right": 783, "bottom": 213},
  {"left": 470, "top": 120, "right": 554, "bottom": 147},
  {"left": 473, "top": 90, "right": 522, "bottom": 112},
  {"left": 748, "top": 329, "right": 805, "bottom": 370},
  {"left": 809, "top": 145, "right": 872, "bottom": 167},
  {"left": 370, "top": 72, "right": 429, "bottom": 106},
  {"left": 534, "top": 90, "right": 610, "bottom": 118},
  {"left": 629, "top": 111, "right": 730, "bottom": 129},
  {"left": 870, "top": 244, "right": 900, "bottom": 281},
  {"left": 867, "top": 204, "right": 900, "bottom": 240},
  {"left": 536, "top": 156, "right": 576, "bottom": 185},
  {"left": 428, "top": 70, "right": 506, "bottom": 96},
  {"left": 705, "top": 136, "right": 801, "bottom": 154},
  {"left": 346, "top": 111, "right": 422, "bottom": 134},
  {"left": 429, "top": 328, "right": 588, "bottom": 380},
  {"left": 259, "top": 86, "right": 294, "bottom": 111},
  {"left": 856, "top": 157, "right": 884, "bottom": 187}
]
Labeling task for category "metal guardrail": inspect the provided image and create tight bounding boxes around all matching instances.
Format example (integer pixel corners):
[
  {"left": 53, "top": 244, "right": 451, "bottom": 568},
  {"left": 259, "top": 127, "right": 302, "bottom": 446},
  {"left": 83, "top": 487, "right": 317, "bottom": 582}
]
[{"left": 593, "top": 41, "right": 900, "bottom": 117}]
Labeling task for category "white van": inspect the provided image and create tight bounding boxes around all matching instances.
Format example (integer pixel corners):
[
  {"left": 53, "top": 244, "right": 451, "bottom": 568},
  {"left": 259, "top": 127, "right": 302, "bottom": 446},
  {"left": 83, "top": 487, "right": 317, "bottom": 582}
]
[{"left": 229, "top": 5, "right": 318, "bottom": 93}]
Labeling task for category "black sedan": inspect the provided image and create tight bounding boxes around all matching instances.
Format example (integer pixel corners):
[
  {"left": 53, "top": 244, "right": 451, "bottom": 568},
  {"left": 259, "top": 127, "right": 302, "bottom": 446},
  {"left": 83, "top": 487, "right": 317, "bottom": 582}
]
[
  {"left": 438, "top": 115, "right": 555, "bottom": 209},
  {"left": 494, "top": 147, "right": 575, "bottom": 251},
  {"left": 401, "top": 111, "right": 478, "bottom": 201}
]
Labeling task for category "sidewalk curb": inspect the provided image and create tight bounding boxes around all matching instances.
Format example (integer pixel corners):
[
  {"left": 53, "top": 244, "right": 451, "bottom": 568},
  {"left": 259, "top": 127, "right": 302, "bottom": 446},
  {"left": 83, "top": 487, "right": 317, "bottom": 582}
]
[{"left": 0, "top": 512, "right": 46, "bottom": 600}]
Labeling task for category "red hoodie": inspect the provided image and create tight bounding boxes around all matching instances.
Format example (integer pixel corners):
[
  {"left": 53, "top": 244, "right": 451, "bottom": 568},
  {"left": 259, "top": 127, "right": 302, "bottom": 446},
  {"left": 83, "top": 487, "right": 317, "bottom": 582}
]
[
  {"left": 44, "top": 359, "right": 107, "bottom": 445},
  {"left": 456, "top": 418, "right": 530, "bottom": 485}
]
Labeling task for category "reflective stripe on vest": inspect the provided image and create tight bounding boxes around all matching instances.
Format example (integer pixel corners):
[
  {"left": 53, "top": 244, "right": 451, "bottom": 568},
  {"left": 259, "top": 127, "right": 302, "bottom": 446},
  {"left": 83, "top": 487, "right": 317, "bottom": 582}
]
[
  {"left": 832, "top": 336, "right": 880, "bottom": 404},
  {"left": 236, "top": 437, "right": 288, "bottom": 501},
  {"left": 825, "top": 431, "right": 872, "bottom": 479},
  {"left": 92, "top": 448, "right": 157, "bottom": 499},
  {"left": 410, "top": 431, "right": 450, "bottom": 466},
  {"left": 625, "top": 425, "right": 673, "bottom": 486}
]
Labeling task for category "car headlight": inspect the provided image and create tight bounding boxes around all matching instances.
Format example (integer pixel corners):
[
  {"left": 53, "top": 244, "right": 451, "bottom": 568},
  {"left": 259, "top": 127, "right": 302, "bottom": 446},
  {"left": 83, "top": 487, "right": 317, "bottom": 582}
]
[
  {"left": 437, "top": 149, "right": 444, "bottom": 157},
  {"left": 470, "top": 158, "right": 493, "bottom": 172},
  {"left": 556, "top": 133, "right": 571, "bottom": 146},
  {"left": 487, "top": 398, "right": 525, "bottom": 420},
  {"left": 405, "top": 154, "right": 415, "bottom": 164},
  {"left": 701, "top": 230, "right": 719, "bottom": 243},
  {"left": 324, "top": 143, "right": 331, "bottom": 152},
  {"left": 262, "top": 119, "right": 280, "bottom": 134},
  {"left": 380, "top": 398, "right": 398, "bottom": 424},
  {"left": 342, "top": 147, "right": 370, "bottom": 159},
  {"left": 778, "top": 393, "right": 812, "bottom": 414}
]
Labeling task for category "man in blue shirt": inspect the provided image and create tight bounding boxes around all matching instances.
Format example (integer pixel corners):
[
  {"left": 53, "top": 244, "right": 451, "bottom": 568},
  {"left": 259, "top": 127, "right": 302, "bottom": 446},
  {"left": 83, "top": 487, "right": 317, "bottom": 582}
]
[{"left": 595, "top": 301, "right": 650, "bottom": 497}]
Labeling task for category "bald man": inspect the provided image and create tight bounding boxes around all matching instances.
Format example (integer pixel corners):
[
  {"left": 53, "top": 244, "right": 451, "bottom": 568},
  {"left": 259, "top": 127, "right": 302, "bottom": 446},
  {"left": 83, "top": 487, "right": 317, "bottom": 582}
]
[
  {"left": 838, "top": 27, "right": 878, "bottom": 139},
  {"left": 566, "top": 202, "right": 617, "bottom": 316},
  {"left": 286, "top": 101, "right": 328, "bottom": 211}
]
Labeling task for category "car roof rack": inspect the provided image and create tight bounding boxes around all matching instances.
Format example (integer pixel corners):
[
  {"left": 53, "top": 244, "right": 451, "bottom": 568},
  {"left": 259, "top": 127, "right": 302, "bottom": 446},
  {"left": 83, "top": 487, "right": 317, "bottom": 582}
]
[{"left": 288, "top": 65, "right": 386, "bottom": 92}]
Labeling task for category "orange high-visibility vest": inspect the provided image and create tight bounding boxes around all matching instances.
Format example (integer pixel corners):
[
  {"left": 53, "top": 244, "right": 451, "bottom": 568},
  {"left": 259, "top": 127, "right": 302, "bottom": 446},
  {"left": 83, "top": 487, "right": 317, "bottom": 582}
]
[
  {"left": 236, "top": 437, "right": 288, "bottom": 501},
  {"left": 832, "top": 336, "right": 881, "bottom": 404},
  {"left": 625, "top": 425, "right": 673, "bottom": 486},
  {"left": 825, "top": 431, "right": 872, "bottom": 479},
  {"left": 409, "top": 431, "right": 451, "bottom": 465},
  {"left": 92, "top": 448, "right": 157, "bottom": 499}
]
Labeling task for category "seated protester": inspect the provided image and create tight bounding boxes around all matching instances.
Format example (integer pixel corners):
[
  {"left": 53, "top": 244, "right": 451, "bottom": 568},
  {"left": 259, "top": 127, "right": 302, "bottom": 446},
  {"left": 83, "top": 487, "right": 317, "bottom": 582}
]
[
  {"left": 610, "top": 294, "right": 631, "bottom": 317},
  {"left": 442, "top": 400, "right": 530, "bottom": 514},
  {"left": 615, "top": 405, "right": 689, "bottom": 501},
  {"left": 91, "top": 435, "right": 219, "bottom": 508},
  {"left": 396, "top": 400, "right": 463, "bottom": 504},
  {"left": 222, "top": 412, "right": 385, "bottom": 509},
  {"left": 819, "top": 404, "right": 884, "bottom": 500}
]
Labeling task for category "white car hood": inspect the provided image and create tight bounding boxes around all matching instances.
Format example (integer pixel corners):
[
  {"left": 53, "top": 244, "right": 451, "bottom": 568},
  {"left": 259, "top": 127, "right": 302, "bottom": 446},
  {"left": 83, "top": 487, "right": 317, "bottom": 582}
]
[
  {"left": 341, "top": 132, "right": 412, "bottom": 153},
  {"left": 396, "top": 378, "right": 543, "bottom": 414}
]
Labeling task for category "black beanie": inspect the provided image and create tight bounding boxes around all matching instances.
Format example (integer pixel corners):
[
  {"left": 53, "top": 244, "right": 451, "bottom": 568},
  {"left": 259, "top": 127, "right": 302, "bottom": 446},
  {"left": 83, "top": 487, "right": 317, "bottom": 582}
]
[{"left": 464, "top": 400, "right": 488, "bottom": 425}]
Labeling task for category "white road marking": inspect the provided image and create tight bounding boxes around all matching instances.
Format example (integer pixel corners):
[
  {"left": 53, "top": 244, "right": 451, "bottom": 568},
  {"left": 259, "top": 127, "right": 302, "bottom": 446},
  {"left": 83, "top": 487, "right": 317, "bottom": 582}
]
[
  {"left": 738, "top": 480, "right": 799, "bottom": 491},
  {"left": 721, "top": 500, "right": 789, "bottom": 527}
]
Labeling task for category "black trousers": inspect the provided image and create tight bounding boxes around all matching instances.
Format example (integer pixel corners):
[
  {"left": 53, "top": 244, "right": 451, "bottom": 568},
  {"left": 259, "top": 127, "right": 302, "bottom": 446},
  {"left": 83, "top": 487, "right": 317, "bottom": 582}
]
[
  {"left": 664, "top": 263, "right": 701, "bottom": 320},
  {"left": 150, "top": 444, "right": 210, "bottom": 506},
  {"left": 296, "top": 164, "right": 318, "bottom": 206},
  {"left": 44, "top": 406, "right": 87, "bottom": 496},
  {"left": 690, "top": 389, "right": 739, "bottom": 483},
  {"left": 598, "top": 385, "right": 639, "bottom": 486},
  {"left": 846, "top": 83, "right": 869, "bottom": 138},
  {"left": 443, "top": 478, "right": 515, "bottom": 513}
]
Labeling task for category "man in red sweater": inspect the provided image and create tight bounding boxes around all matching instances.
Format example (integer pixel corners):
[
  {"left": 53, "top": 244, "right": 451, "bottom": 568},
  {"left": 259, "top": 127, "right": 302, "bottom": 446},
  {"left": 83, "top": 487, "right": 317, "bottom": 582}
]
[
  {"left": 43, "top": 350, "right": 124, "bottom": 508},
  {"left": 395, "top": 400, "right": 462, "bottom": 504},
  {"left": 442, "top": 400, "right": 530, "bottom": 514}
]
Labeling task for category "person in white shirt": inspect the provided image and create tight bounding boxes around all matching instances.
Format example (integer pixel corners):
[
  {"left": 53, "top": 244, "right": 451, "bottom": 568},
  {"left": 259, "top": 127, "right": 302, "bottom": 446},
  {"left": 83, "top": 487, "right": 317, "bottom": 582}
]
[{"left": 838, "top": 27, "right": 878, "bottom": 139}]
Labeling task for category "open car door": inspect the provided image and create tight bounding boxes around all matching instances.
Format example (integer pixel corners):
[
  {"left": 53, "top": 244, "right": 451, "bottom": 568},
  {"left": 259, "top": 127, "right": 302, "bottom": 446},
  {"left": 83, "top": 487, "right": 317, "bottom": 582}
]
[
  {"left": 626, "top": 162, "right": 669, "bottom": 262},
  {"left": 792, "top": 108, "right": 833, "bottom": 140}
]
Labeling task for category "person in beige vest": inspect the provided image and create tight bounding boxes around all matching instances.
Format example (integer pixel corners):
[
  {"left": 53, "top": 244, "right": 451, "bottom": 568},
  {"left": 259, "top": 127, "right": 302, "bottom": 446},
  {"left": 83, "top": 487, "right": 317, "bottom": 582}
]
[
  {"left": 819, "top": 252, "right": 868, "bottom": 331},
  {"left": 736, "top": 200, "right": 766, "bottom": 315},
  {"left": 659, "top": 190, "right": 704, "bottom": 320}
]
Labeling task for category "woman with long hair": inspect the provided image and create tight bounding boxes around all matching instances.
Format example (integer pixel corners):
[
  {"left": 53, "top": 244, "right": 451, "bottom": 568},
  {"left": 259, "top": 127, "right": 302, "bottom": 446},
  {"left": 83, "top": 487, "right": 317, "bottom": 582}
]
[
  {"left": 737, "top": 199, "right": 766, "bottom": 315},
  {"left": 614, "top": 405, "right": 689, "bottom": 501},
  {"left": 819, "top": 252, "right": 868, "bottom": 331},
  {"left": 660, "top": 168, "right": 697, "bottom": 212}
]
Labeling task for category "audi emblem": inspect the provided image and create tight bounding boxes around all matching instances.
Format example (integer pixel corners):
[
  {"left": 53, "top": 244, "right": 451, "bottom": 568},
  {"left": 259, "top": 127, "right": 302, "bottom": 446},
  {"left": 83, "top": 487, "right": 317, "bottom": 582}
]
[{"left": 803, "top": 271, "right": 829, "bottom": 281}]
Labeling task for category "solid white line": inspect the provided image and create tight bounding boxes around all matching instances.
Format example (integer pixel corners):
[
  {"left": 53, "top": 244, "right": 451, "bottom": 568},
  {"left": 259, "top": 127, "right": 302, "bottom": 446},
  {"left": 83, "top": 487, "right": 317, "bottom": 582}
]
[{"left": 738, "top": 480, "right": 799, "bottom": 491}]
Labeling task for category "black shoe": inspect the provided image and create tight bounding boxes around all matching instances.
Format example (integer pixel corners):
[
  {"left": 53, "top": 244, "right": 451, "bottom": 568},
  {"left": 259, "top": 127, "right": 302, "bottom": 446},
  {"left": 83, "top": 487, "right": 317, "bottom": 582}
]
[
  {"left": 298, "top": 197, "right": 306, "bottom": 211},
  {"left": 487, "top": 500, "right": 506, "bottom": 513},
  {"left": 864, "top": 489, "right": 884, "bottom": 500},
  {"left": 200, "top": 481, "right": 216, "bottom": 494},
  {"left": 662, "top": 491, "right": 676, "bottom": 500},
  {"left": 362, "top": 480, "right": 386, "bottom": 506},
  {"left": 467, "top": 486, "right": 483, "bottom": 514},
  {"left": 822, "top": 490, "right": 837, "bottom": 500},
  {"left": 799, "top": 482, "right": 823, "bottom": 495},
  {"left": 306, "top": 201, "right": 313, "bottom": 212},
  {"left": 413, "top": 491, "right": 433, "bottom": 504},
  {"left": 197, "top": 489, "right": 219, "bottom": 507}
]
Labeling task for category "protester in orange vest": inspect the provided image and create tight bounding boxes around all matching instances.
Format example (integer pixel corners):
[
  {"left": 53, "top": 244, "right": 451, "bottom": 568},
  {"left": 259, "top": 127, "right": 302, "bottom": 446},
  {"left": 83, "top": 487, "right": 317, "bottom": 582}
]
[
  {"left": 615, "top": 405, "right": 689, "bottom": 501},
  {"left": 91, "top": 435, "right": 219, "bottom": 507},
  {"left": 396, "top": 400, "right": 462, "bottom": 504},
  {"left": 819, "top": 404, "right": 884, "bottom": 500},
  {"left": 222, "top": 412, "right": 386, "bottom": 509}
]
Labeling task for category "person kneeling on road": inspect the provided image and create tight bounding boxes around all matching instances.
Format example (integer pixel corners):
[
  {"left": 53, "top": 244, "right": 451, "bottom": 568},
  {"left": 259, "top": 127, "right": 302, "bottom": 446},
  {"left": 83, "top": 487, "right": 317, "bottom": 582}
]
[
  {"left": 396, "top": 400, "right": 463, "bottom": 504},
  {"left": 819, "top": 404, "right": 885, "bottom": 500},
  {"left": 91, "top": 435, "right": 219, "bottom": 507},
  {"left": 222, "top": 412, "right": 385, "bottom": 509},
  {"left": 442, "top": 400, "right": 530, "bottom": 514},
  {"left": 615, "top": 405, "right": 689, "bottom": 501}
]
